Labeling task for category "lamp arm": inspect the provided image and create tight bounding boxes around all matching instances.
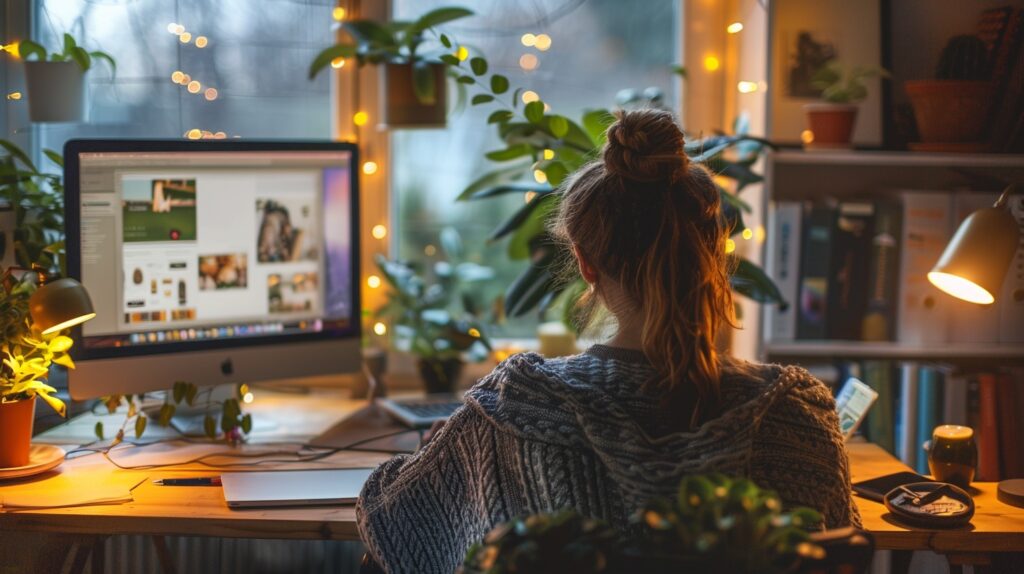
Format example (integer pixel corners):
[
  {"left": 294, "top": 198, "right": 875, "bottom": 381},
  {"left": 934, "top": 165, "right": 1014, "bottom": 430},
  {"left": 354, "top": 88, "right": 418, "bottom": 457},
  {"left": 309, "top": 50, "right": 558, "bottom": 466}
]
[{"left": 994, "top": 183, "right": 1018, "bottom": 209}]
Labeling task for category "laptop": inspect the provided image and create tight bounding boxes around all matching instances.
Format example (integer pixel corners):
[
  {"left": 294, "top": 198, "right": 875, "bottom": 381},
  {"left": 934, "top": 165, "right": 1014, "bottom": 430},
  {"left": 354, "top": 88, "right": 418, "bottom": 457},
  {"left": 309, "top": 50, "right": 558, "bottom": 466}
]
[
  {"left": 221, "top": 468, "right": 374, "bottom": 508},
  {"left": 377, "top": 394, "right": 463, "bottom": 428}
]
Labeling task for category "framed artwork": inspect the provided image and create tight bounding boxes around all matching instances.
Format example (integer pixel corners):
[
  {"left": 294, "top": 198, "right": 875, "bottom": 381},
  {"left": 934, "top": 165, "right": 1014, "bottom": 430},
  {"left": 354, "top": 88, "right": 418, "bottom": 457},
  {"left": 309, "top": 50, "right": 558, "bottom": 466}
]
[{"left": 768, "top": 0, "right": 885, "bottom": 147}]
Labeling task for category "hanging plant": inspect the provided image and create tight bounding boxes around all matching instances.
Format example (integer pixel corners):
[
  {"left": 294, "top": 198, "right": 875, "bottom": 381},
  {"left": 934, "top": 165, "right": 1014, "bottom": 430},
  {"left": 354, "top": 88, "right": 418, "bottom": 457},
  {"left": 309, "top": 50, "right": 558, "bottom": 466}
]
[{"left": 17, "top": 34, "right": 115, "bottom": 123}]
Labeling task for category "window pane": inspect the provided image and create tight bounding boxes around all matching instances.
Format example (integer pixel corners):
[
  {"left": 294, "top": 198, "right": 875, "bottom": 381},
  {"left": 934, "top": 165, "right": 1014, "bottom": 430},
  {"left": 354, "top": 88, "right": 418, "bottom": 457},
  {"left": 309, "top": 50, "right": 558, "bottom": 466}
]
[
  {"left": 34, "top": 0, "right": 333, "bottom": 152},
  {"left": 392, "top": 0, "right": 680, "bottom": 337}
]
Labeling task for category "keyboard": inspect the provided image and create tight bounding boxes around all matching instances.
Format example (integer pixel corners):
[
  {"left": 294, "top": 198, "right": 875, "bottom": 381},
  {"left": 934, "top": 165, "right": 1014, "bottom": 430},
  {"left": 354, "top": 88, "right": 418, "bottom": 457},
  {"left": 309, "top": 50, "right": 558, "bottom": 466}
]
[{"left": 377, "top": 396, "right": 462, "bottom": 429}]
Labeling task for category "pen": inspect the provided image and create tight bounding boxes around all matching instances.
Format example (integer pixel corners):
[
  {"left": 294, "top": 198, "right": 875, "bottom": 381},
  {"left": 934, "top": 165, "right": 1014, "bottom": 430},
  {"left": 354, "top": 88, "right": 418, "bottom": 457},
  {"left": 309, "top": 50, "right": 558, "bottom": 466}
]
[{"left": 153, "top": 477, "right": 222, "bottom": 486}]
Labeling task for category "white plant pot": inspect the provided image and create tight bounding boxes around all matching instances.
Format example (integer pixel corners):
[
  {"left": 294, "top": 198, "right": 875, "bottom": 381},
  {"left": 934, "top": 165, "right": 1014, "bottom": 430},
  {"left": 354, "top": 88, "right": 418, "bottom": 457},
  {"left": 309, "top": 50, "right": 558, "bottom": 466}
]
[{"left": 24, "top": 61, "right": 85, "bottom": 123}]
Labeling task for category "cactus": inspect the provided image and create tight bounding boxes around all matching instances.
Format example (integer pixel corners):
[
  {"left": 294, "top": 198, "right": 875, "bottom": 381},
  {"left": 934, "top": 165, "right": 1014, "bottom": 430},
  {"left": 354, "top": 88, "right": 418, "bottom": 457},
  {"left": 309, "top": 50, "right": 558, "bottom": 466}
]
[{"left": 936, "top": 35, "right": 991, "bottom": 81}]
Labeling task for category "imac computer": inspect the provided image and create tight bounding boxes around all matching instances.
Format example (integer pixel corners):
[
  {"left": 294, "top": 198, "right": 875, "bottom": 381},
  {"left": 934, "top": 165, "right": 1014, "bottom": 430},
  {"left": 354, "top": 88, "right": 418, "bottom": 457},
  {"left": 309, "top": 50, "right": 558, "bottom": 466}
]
[{"left": 63, "top": 140, "right": 361, "bottom": 400}]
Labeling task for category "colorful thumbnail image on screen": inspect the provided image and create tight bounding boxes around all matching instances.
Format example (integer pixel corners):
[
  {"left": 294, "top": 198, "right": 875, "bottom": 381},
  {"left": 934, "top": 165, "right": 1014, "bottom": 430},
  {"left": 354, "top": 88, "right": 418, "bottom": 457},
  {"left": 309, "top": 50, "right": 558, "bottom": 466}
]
[{"left": 122, "top": 178, "right": 197, "bottom": 242}]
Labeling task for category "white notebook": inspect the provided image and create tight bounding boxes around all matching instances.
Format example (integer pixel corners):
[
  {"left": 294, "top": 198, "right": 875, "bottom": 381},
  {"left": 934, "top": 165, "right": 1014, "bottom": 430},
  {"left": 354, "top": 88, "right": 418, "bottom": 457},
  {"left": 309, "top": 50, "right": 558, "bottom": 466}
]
[{"left": 221, "top": 468, "right": 374, "bottom": 509}]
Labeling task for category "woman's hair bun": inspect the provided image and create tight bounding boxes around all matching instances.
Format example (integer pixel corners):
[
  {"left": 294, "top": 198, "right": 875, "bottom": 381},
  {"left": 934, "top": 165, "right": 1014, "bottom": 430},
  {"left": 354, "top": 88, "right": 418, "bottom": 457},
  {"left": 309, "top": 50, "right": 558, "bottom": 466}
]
[{"left": 603, "top": 108, "right": 689, "bottom": 183}]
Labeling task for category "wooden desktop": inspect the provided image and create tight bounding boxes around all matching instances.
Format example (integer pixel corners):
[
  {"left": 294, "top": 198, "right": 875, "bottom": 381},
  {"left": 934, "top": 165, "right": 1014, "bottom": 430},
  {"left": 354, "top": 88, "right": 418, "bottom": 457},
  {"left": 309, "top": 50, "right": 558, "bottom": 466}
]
[{"left": 0, "top": 385, "right": 1021, "bottom": 572}]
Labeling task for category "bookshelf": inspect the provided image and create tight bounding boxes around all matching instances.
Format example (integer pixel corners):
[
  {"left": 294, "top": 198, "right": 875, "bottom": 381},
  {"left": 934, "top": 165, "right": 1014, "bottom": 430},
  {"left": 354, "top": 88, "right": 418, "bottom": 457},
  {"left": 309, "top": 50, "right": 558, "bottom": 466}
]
[{"left": 764, "top": 341, "right": 1024, "bottom": 362}]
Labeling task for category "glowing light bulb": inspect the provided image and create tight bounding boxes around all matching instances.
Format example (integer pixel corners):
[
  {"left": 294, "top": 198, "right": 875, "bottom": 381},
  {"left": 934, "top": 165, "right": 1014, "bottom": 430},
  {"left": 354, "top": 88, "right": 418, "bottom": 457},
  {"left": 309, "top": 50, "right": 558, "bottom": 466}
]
[
  {"left": 373, "top": 322, "right": 387, "bottom": 336},
  {"left": 6, "top": 92, "right": 22, "bottom": 100},
  {"left": 332, "top": 7, "right": 347, "bottom": 21},
  {"left": 456, "top": 46, "right": 469, "bottom": 61},
  {"left": 195, "top": 36, "right": 208, "bottom": 48},
  {"left": 186, "top": 128, "right": 202, "bottom": 140},
  {"left": 1, "top": 43, "right": 19, "bottom": 57},
  {"left": 737, "top": 81, "right": 758, "bottom": 93},
  {"left": 331, "top": 57, "right": 345, "bottom": 69},
  {"left": 242, "top": 391, "right": 254, "bottom": 404},
  {"left": 179, "top": 32, "right": 192, "bottom": 44},
  {"left": 204, "top": 87, "right": 218, "bottom": 101},
  {"left": 725, "top": 238, "right": 736, "bottom": 253},
  {"left": 362, "top": 161, "right": 378, "bottom": 175},
  {"left": 543, "top": 149, "right": 555, "bottom": 160},
  {"left": 171, "top": 70, "right": 184, "bottom": 83},
  {"left": 521, "top": 33, "right": 536, "bottom": 47},
  {"left": 533, "top": 169, "right": 547, "bottom": 184},
  {"left": 704, "top": 55, "right": 720, "bottom": 72},
  {"left": 519, "top": 53, "right": 539, "bottom": 71},
  {"left": 371, "top": 224, "right": 387, "bottom": 239},
  {"left": 727, "top": 22, "right": 744, "bottom": 34},
  {"left": 521, "top": 90, "right": 539, "bottom": 104},
  {"left": 801, "top": 130, "right": 815, "bottom": 145},
  {"left": 187, "top": 80, "right": 201, "bottom": 93},
  {"left": 741, "top": 228, "right": 754, "bottom": 240},
  {"left": 353, "top": 111, "right": 368, "bottom": 126},
  {"left": 367, "top": 275, "right": 382, "bottom": 289},
  {"left": 534, "top": 34, "right": 552, "bottom": 51}
]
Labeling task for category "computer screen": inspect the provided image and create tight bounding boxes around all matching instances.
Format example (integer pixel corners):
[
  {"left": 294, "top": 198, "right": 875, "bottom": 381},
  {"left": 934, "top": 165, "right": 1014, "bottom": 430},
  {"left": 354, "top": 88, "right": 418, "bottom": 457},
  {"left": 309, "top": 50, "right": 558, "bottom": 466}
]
[{"left": 64, "top": 140, "right": 361, "bottom": 399}]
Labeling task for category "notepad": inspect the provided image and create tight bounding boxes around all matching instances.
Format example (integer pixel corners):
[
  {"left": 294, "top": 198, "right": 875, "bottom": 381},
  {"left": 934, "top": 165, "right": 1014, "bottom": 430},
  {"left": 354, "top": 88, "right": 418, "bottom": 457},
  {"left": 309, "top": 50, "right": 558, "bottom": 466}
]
[{"left": 0, "top": 468, "right": 146, "bottom": 509}]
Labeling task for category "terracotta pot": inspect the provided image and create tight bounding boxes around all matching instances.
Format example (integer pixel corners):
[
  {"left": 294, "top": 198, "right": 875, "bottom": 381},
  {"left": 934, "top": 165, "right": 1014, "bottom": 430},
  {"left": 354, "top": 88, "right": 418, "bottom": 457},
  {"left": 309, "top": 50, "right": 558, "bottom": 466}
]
[
  {"left": 24, "top": 61, "right": 85, "bottom": 123},
  {"left": 417, "top": 358, "right": 463, "bottom": 395},
  {"left": 0, "top": 396, "right": 35, "bottom": 468},
  {"left": 904, "top": 80, "right": 995, "bottom": 143},
  {"left": 381, "top": 63, "right": 447, "bottom": 128},
  {"left": 803, "top": 103, "right": 858, "bottom": 149}
]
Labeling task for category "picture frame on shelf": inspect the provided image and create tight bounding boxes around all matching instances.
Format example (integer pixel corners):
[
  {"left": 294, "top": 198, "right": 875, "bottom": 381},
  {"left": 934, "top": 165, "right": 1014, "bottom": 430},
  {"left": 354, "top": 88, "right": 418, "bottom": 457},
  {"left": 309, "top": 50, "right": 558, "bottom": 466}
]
[{"left": 767, "top": 0, "right": 885, "bottom": 148}]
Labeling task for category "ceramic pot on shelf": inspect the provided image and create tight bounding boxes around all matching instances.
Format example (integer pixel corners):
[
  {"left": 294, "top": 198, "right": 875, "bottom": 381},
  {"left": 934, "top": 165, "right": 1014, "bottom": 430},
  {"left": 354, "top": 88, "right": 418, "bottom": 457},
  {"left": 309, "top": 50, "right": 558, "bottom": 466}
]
[
  {"left": 0, "top": 396, "right": 35, "bottom": 468},
  {"left": 802, "top": 103, "right": 858, "bottom": 149},
  {"left": 23, "top": 61, "right": 85, "bottom": 123},
  {"left": 381, "top": 63, "right": 447, "bottom": 128},
  {"left": 904, "top": 80, "right": 994, "bottom": 151}
]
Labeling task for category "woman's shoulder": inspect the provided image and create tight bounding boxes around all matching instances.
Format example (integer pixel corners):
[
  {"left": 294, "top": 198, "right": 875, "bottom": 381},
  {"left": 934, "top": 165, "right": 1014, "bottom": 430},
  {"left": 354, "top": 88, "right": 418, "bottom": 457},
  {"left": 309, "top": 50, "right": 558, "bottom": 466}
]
[{"left": 719, "top": 359, "right": 836, "bottom": 421}]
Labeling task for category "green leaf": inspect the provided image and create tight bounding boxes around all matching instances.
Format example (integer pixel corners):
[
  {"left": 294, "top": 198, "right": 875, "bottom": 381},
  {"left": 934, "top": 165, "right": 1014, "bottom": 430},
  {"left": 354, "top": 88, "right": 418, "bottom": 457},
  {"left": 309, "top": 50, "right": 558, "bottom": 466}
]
[
  {"left": 508, "top": 197, "right": 558, "bottom": 260},
  {"left": 487, "top": 110, "right": 513, "bottom": 125},
  {"left": 505, "top": 261, "right": 558, "bottom": 318},
  {"left": 308, "top": 43, "right": 358, "bottom": 79},
  {"left": 582, "top": 109, "right": 615, "bottom": 146},
  {"left": 158, "top": 403, "right": 176, "bottom": 427},
  {"left": 67, "top": 46, "right": 91, "bottom": 71},
  {"left": 409, "top": 7, "right": 474, "bottom": 36},
  {"left": 457, "top": 162, "right": 529, "bottom": 200},
  {"left": 94, "top": 421, "right": 104, "bottom": 440},
  {"left": 63, "top": 33, "right": 77, "bottom": 56},
  {"left": 490, "top": 74, "right": 509, "bottom": 94},
  {"left": 485, "top": 143, "right": 533, "bottom": 162},
  {"left": 241, "top": 414, "right": 253, "bottom": 434},
  {"left": 731, "top": 258, "right": 785, "bottom": 305},
  {"left": 471, "top": 94, "right": 494, "bottom": 105},
  {"left": 490, "top": 192, "right": 557, "bottom": 241},
  {"left": 0, "top": 139, "right": 38, "bottom": 172},
  {"left": 524, "top": 101, "right": 545, "bottom": 124},
  {"left": 456, "top": 75, "right": 475, "bottom": 85},
  {"left": 439, "top": 34, "right": 452, "bottom": 48},
  {"left": 467, "top": 183, "right": 551, "bottom": 201},
  {"left": 17, "top": 39, "right": 46, "bottom": 62},
  {"left": 172, "top": 381, "right": 185, "bottom": 403},
  {"left": 135, "top": 415, "right": 148, "bottom": 439},
  {"left": 203, "top": 415, "right": 217, "bottom": 438},
  {"left": 541, "top": 161, "right": 569, "bottom": 187},
  {"left": 89, "top": 50, "right": 116, "bottom": 75},
  {"left": 342, "top": 20, "right": 397, "bottom": 48},
  {"left": 469, "top": 57, "right": 487, "bottom": 76},
  {"left": 42, "top": 149, "right": 64, "bottom": 168},
  {"left": 412, "top": 61, "right": 436, "bottom": 104},
  {"left": 547, "top": 115, "right": 569, "bottom": 138},
  {"left": 439, "top": 54, "right": 460, "bottom": 66}
]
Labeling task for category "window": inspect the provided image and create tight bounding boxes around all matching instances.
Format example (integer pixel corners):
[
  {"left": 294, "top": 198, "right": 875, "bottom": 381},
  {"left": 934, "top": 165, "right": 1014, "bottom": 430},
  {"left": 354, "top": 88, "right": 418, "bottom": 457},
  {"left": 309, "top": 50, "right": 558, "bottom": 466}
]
[
  {"left": 33, "top": 0, "right": 334, "bottom": 153},
  {"left": 391, "top": 0, "right": 681, "bottom": 337}
]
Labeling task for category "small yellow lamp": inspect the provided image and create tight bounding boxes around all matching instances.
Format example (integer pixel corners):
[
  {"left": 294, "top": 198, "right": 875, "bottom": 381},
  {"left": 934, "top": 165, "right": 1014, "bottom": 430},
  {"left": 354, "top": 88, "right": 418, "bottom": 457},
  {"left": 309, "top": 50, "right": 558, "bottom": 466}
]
[
  {"left": 928, "top": 185, "right": 1021, "bottom": 305},
  {"left": 28, "top": 277, "right": 96, "bottom": 334}
]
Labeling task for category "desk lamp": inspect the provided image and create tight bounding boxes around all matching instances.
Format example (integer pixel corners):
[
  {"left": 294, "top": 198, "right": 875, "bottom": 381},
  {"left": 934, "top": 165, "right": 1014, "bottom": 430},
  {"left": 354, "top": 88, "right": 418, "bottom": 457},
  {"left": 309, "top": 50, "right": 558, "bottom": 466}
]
[
  {"left": 927, "top": 183, "right": 1023, "bottom": 509},
  {"left": 15, "top": 266, "right": 96, "bottom": 334}
]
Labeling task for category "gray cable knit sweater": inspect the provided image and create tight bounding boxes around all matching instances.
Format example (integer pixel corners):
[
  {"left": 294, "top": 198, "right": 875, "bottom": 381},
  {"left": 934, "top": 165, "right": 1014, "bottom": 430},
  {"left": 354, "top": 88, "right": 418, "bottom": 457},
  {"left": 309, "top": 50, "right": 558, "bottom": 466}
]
[{"left": 357, "top": 346, "right": 862, "bottom": 573}]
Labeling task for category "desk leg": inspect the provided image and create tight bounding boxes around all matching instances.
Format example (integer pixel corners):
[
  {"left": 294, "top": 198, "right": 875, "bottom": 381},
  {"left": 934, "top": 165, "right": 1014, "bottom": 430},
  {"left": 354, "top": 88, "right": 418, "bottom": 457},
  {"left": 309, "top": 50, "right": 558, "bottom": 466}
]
[
  {"left": 151, "top": 535, "right": 177, "bottom": 574},
  {"left": 891, "top": 550, "right": 913, "bottom": 574},
  {"left": 91, "top": 536, "right": 106, "bottom": 574}
]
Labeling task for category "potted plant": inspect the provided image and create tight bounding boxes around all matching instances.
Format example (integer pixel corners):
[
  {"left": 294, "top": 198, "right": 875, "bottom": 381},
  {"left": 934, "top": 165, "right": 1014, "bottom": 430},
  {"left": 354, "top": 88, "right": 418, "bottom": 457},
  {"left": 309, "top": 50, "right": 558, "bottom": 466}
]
[
  {"left": 309, "top": 7, "right": 473, "bottom": 128},
  {"left": 461, "top": 474, "right": 833, "bottom": 574},
  {"left": 904, "top": 35, "right": 994, "bottom": 151},
  {"left": 804, "top": 60, "right": 888, "bottom": 149},
  {"left": 375, "top": 228, "right": 493, "bottom": 394},
  {"left": 17, "top": 34, "right": 115, "bottom": 123}
]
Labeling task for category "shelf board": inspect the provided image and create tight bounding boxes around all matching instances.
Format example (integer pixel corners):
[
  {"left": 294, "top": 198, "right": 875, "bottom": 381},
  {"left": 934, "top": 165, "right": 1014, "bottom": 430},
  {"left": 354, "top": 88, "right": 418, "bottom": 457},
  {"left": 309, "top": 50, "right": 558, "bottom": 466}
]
[
  {"left": 763, "top": 341, "right": 1024, "bottom": 361},
  {"left": 770, "top": 150, "right": 1024, "bottom": 169}
]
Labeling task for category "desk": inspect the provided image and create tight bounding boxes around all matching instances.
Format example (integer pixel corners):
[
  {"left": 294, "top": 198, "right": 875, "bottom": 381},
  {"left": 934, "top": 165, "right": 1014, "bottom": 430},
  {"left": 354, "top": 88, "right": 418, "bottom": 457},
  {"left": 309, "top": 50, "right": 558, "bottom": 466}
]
[{"left": 0, "top": 390, "right": 1022, "bottom": 570}]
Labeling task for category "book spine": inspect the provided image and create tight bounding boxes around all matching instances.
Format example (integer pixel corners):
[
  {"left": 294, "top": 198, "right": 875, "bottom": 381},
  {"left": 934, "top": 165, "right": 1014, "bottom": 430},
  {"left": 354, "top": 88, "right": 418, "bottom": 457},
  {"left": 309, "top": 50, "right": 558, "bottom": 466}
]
[
  {"left": 797, "top": 204, "right": 835, "bottom": 340},
  {"left": 897, "top": 192, "right": 953, "bottom": 345},
  {"left": 827, "top": 203, "right": 874, "bottom": 340},
  {"left": 996, "top": 372, "right": 1022, "bottom": 479},
  {"left": 977, "top": 373, "right": 1002, "bottom": 481},
  {"left": 1000, "top": 194, "right": 1024, "bottom": 343},
  {"left": 896, "top": 362, "right": 919, "bottom": 470},
  {"left": 862, "top": 200, "right": 902, "bottom": 342},
  {"left": 942, "top": 372, "right": 970, "bottom": 427},
  {"left": 915, "top": 366, "right": 944, "bottom": 475},
  {"left": 765, "top": 202, "right": 803, "bottom": 342},
  {"left": 862, "top": 360, "right": 895, "bottom": 456}
]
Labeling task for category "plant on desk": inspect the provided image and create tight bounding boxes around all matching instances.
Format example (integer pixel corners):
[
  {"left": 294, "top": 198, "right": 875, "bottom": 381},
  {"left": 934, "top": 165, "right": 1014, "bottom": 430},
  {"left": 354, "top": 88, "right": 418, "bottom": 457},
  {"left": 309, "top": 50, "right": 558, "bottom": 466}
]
[{"left": 375, "top": 228, "right": 493, "bottom": 394}]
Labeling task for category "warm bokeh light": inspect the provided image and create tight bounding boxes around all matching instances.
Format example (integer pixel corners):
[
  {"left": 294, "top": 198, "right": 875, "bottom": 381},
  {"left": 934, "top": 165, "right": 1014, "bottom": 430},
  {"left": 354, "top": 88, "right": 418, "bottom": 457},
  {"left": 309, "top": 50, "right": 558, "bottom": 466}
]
[
  {"left": 801, "top": 130, "right": 815, "bottom": 144},
  {"left": 1, "top": 43, "right": 20, "bottom": 57},
  {"left": 242, "top": 391, "right": 254, "bottom": 404},
  {"left": 927, "top": 271, "right": 995, "bottom": 305},
  {"left": 519, "top": 53, "right": 539, "bottom": 71},
  {"left": 186, "top": 128, "right": 202, "bottom": 140},
  {"left": 737, "top": 81, "right": 758, "bottom": 93},
  {"left": 543, "top": 149, "right": 555, "bottom": 160},
  {"left": 195, "top": 36, "right": 208, "bottom": 48},
  {"left": 353, "top": 111, "right": 369, "bottom": 126},
  {"left": 371, "top": 224, "right": 388, "bottom": 239},
  {"left": 524, "top": 191, "right": 537, "bottom": 203},
  {"left": 424, "top": 244, "right": 437, "bottom": 256},
  {"left": 521, "top": 33, "right": 536, "bottom": 47},
  {"left": 468, "top": 328, "right": 481, "bottom": 338},
  {"left": 534, "top": 34, "right": 552, "bottom": 51},
  {"left": 725, "top": 238, "right": 736, "bottom": 253},
  {"left": 204, "top": 87, "right": 218, "bottom": 101},
  {"left": 174, "top": 24, "right": 185, "bottom": 35},
  {"left": 332, "top": 6, "right": 347, "bottom": 21},
  {"left": 367, "top": 275, "right": 382, "bottom": 289},
  {"left": 166, "top": 23, "right": 179, "bottom": 34},
  {"left": 362, "top": 161, "right": 378, "bottom": 175},
  {"left": 754, "top": 225, "right": 766, "bottom": 243},
  {"left": 171, "top": 70, "right": 185, "bottom": 83},
  {"left": 703, "top": 55, "right": 720, "bottom": 72},
  {"left": 331, "top": 57, "right": 345, "bottom": 69},
  {"left": 187, "top": 80, "right": 201, "bottom": 93},
  {"left": 214, "top": 131, "right": 227, "bottom": 139},
  {"left": 741, "top": 228, "right": 754, "bottom": 240},
  {"left": 456, "top": 46, "right": 469, "bottom": 61},
  {"left": 181, "top": 73, "right": 191, "bottom": 84},
  {"left": 373, "top": 322, "right": 387, "bottom": 336},
  {"left": 179, "top": 32, "right": 192, "bottom": 44},
  {"left": 727, "top": 22, "right": 744, "bottom": 34},
  {"left": 6, "top": 92, "right": 21, "bottom": 100},
  {"left": 521, "top": 90, "right": 539, "bottom": 104},
  {"left": 533, "top": 169, "right": 548, "bottom": 184}
]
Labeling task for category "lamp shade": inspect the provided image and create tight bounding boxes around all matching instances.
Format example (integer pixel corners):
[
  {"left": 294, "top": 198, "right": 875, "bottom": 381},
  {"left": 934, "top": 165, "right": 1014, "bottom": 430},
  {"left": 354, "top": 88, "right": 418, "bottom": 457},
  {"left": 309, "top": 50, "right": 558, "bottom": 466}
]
[
  {"left": 928, "top": 205, "right": 1021, "bottom": 305},
  {"left": 28, "top": 278, "right": 96, "bottom": 335}
]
